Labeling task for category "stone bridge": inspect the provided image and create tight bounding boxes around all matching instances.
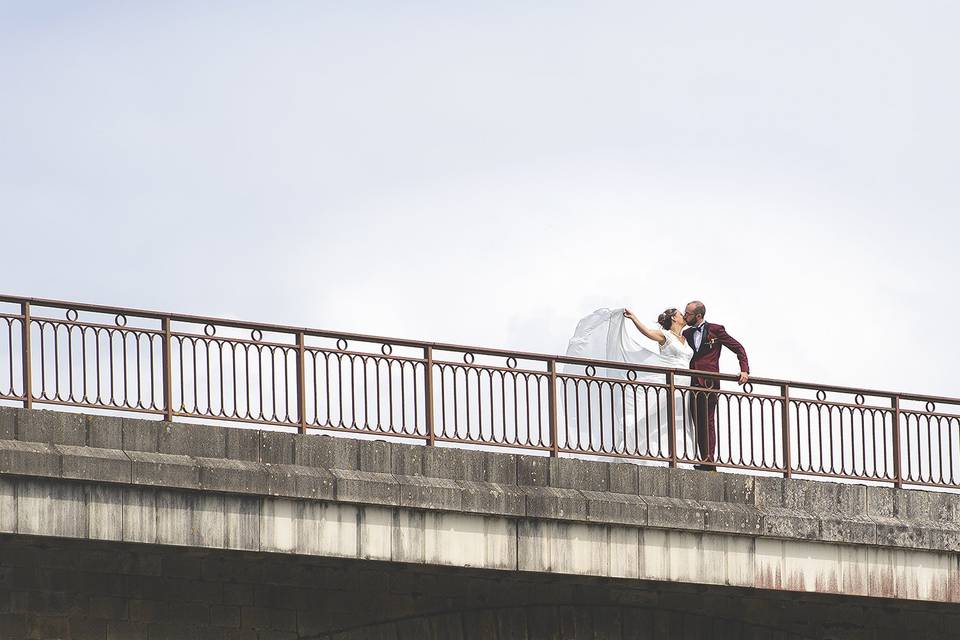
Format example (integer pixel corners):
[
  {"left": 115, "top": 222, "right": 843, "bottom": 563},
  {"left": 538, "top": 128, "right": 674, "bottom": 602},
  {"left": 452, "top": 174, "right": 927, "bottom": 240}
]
[{"left": 0, "top": 406, "right": 958, "bottom": 639}]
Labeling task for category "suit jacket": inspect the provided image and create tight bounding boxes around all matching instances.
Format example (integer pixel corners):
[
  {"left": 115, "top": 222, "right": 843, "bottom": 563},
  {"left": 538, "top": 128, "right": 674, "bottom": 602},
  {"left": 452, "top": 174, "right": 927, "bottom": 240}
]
[{"left": 682, "top": 322, "right": 749, "bottom": 388}]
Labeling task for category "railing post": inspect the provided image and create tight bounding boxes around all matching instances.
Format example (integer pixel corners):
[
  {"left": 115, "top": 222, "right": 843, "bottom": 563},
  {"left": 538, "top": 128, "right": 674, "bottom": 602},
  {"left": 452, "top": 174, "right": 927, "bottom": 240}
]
[
  {"left": 891, "top": 395, "right": 902, "bottom": 488},
  {"left": 424, "top": 346, "right": 435, "bottom": 445},
  {"left": 548, "top": 359, "right": 559, "bottom": 457},
  {"left": 161, "top": 317, "right": 173, "bottom": 421},
  {"left": 296, "top": 331, "right": 307, "bottom": 434},
  {"left": 667, "top": 371, "right": 677, "bottom": 468},
  {"left": 781, "top": 384, "right": 792, "bottom": 478},
  {"left": 20, "top": 302, "right": 31, "bottom": 409}
]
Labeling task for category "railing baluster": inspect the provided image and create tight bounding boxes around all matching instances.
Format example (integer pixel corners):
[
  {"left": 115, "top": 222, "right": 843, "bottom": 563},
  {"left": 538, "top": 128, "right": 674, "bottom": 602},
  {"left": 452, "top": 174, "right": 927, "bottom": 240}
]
[
  {"left": 548, "top": 359, "right": 558, "bottom": 457},
  {"left": 781, "top": 384, "right": 792, "bottom": 478},
  {"left": 21, "top": 302, "right": 31, "bottom": 409},
  {"left": 162, "top": 317, "right": 173, "bottom": 421},
  {"left": 892, "top": 395, "right": 902, "bottom": 488},
  {"left": 667, "top": 371, "right": 677, "bottom": 468},
  {"left": 296, "top": 331, "right": 307, "bottom": 434},
  {"left": 424, "top": 346, "right": 435, "bottom": 445}
]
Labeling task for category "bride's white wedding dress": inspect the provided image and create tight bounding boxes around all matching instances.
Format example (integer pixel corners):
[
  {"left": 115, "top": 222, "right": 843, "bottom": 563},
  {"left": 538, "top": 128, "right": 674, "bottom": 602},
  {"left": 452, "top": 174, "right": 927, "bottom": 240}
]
[{"left": 563, "top": 308, "right": 695, "bottom": 460}]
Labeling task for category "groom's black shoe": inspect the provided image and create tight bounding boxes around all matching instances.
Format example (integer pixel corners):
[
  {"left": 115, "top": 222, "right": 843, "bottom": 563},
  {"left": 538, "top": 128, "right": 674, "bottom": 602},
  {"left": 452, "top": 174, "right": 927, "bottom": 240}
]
[{"left": 693, "top": 463, "right": 717, "bottom": 472}]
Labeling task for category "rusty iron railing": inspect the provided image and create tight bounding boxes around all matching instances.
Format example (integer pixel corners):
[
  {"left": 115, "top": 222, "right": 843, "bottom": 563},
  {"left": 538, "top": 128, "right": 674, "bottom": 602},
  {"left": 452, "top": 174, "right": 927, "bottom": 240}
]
[{"left": 1, "top": 294, "right": 957, "bottom": 489}]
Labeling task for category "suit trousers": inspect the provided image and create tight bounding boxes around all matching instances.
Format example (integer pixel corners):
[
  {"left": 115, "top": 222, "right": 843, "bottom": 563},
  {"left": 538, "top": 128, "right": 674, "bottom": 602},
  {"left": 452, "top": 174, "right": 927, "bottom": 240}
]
[{"left": 689, "top": 381, "right": 719, "bottom": 462}]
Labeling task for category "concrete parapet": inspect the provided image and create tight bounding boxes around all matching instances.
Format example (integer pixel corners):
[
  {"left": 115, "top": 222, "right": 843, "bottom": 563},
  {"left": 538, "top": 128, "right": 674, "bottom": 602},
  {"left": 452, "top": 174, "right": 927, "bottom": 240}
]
[{"left": 2, "top": 407, "right": 960, "bottom": 565}]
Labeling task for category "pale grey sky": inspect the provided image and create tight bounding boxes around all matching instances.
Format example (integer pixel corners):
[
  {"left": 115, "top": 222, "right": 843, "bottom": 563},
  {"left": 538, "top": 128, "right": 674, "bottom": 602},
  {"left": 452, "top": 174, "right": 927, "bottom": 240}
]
[{"left": 1, "top": 1, "right": 957, "bottom": 396}]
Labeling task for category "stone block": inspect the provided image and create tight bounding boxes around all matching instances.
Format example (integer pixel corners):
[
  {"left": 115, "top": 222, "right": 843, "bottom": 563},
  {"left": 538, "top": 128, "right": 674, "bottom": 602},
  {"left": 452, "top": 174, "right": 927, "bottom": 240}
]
[
  {"left": 583, "top": 489, "right": 647, "bottom": 526},
  {"left": 331, "top": 468, "right": 399, "bottom": 506},
  {"left": 722, "top": 474, "right": 756, "bottom": 504},
  {"left": 198, "top": 458, "right": 267, "bottom": 494},
  {"left": 358, "top": 439, "right": 392, "bottom": 473},
  {"left": 866, "top": 485, "right": 895, "bottom": 518},
  {"left": 86, "top": 414, "right": 122, "bottom": 449},
  {"left": 458, "top": 481, "right": 525, "bottom": 516},
  {"left": 874, "top": 517, "right": 941, "bottom": 549},
  {"left": 398, "top": 474, "right": 462, "bottom": 511},
  {"left": 122, "top": 486, "right": 157, "bottom": 544},
  {"left": 422, "top": 446, "right": 485, "bottom": 481},
  {"left": 159, "top": 422, "right": 227, "bottom": 458},
  {"left": 783, "top": 478, "right": 865, "bottom": 516},
  {"left": 17, "top": 478, "right": 87, "bottom": 538},
  {"left": 155, "top": 490, "right": 194, "bottom": 546},
  {"left": 291, "top": 466, "right": 336, "bottom": 501},
  {"left": 0, "top": 477, "right": 15, "bottom": 533},
  {"left": 0, "top": 406, "right": 16, "bottom": 440},
  {"left": 260, "top": 431, "right": 295, "bottom": 464},
  {"left": 523, "top": 486, "right": 587, "bottom": 521},
  {"left": 752, "top": 476, "right": 784, "bottom": 507},
  {"left": 926, "top": 492, "right": 960, "bottom": 524},
  {"left": 819, "top": 515, "right": 877, "bottom": 544},
  {"left": 637, "top": 466, "right": 671, "bottom": 497},
  {"left": 391, "top": 442, "right": 423, "bottom": 476},
  {"left": 0, "top": 439, "right": 60, "bottom": 477},
  {"left": 86, "top": 483, "right": 124, "bottom": 541},
  {"left": 760, "top": 506, "right": 819, "bottom": 539},
  {"left": 702, "top": 501, "right": 763, "bottom": 535},
  {"left": 295, "top": 434, "right": 359, "bottom": 469},
  {"left": 517, "top": 456, "right": 550, "bottom": 486},
  {"left": 223, "top": 495, "right": 260, "bottom": 551},
  {"left": 226, "top": 428, "right": 260, "bottom": 462},
  {"left": 122, "top": 417, "right": 161, "bottom": 452},
  {"left": 265, "top": 464, "right": 299, "bottom": 497},
  {"left": 894, "top": 488, "right": 937, "bottom": 521},
  {"left": 17, "top": 409, "right": 85, "bottom": 445},
  {"left": 129, "top": 451, "right": 201, "bottom": 489},
  {"left": 608, "top": 462, "right": 639, "bottom": 494},
  {"left": 642, "top": 495, "right": 705, "bottom": 530},
  {"left": 549, "top": 457, "right": 609, "bottom": 491},
  {"left": 670, "top": 468, "right": 724, "bottom": 502},
  {"left": 57, "top": 444, "right": 132, "bottom": 483},
  {"left": 484, "top": 452, "right": 518, "bottom": 484}
]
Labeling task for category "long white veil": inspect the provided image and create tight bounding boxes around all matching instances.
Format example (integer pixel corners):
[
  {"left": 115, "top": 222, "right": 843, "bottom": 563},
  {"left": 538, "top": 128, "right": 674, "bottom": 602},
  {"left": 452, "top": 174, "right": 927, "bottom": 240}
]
[{"left": 562, "top": 308, "right": 692, "bottom": 460}]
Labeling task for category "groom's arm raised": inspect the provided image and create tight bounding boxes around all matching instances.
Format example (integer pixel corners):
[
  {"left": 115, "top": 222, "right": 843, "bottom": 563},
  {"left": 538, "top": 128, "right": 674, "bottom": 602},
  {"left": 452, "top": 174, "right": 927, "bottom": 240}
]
[{"left": 716, "top": 325, "right": 750, "bottom": 384}]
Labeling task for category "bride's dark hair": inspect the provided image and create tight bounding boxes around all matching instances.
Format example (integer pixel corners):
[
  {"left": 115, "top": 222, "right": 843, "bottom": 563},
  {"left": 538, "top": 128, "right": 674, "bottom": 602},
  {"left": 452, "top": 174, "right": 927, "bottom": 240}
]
[{"left": 657, "top": 308, "right": 677, "bottom": 330}]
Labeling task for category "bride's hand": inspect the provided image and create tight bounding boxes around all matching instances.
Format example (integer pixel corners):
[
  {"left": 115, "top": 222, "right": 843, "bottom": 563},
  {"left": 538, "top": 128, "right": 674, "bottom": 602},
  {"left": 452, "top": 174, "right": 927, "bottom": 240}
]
[{"left": 623, "top": 309, "right": 635, "bottom": 320}]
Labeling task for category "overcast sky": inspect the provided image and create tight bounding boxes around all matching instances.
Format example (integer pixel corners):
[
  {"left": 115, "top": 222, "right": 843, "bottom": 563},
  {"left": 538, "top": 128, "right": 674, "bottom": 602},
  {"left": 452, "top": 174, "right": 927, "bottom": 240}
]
[{"left": 1, "top": 2, "right": 957, "bottom": 398}]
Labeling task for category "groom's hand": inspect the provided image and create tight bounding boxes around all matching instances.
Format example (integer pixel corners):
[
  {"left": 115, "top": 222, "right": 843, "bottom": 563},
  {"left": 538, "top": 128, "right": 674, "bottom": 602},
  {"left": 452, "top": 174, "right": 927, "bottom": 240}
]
[{"left": 738, "top": 372, "right": 749, "bottom": 385}]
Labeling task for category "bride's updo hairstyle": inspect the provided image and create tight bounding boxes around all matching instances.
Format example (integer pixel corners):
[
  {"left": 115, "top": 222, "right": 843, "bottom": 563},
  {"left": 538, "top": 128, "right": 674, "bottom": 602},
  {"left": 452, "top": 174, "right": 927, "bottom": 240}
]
[{"left": 657, "top": 308, "right": 677, "bottom": 330}]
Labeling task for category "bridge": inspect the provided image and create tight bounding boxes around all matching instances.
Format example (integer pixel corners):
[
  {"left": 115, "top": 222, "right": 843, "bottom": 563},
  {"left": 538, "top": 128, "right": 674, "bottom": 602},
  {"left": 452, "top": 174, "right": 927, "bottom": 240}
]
[{"left": 0, "top": 296, "right": 958, "bottom": 639}]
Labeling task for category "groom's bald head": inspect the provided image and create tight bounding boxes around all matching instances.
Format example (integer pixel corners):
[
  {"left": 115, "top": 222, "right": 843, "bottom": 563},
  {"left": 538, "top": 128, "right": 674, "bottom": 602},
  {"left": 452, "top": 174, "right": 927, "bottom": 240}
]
[{"left": 683, "top": 301, "right": 706, "bottom": 325}]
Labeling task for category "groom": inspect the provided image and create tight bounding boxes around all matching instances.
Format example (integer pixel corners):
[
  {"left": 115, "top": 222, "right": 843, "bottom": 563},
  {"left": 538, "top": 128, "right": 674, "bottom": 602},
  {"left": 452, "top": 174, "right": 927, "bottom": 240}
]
[{"left": 682, "top": 301, "right": 750, "bottom": 471}]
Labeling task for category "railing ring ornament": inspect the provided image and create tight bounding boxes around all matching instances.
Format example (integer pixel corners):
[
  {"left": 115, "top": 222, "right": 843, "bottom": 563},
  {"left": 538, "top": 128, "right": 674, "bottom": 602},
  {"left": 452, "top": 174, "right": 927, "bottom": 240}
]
[
  {"left": 336, "top": 338, "right": 348, "bottom": 351},
  {"left": 65, "top": 309, "right": 79, "bottom": 322},
  {"left": 381, "top": 344, "right": 393, "bottom": 356},
  {"left": 203, "top": 324, "right": 216, "bottom": 337},
  {"left": 506, "top": 357, "right": 517, "bottom": 369},
  {"left": 114, "top": 314, "right": 127, "bottom": 327},
  {"left": 463, "top": 353, "right": 475, "bottom": 365},
  {"left": 250, "top": 329, "right": 262, "bottom": 341},
  {"left": 743, "top": 382, "right": 754, "bottom": 394},
  {"left": 585, "top": 365, "right": 596, "bottom": 377},
  {"left": 626, "top": 370, "right": 637, "bottom": 381},
  {"left": 816, "top": 390, "right": 827, "bottom": 401},
  {"left": 926, "top": 401, "right": 936, "bottom": 413},
  {"left": 855, "top": 394, "right": 865, "bottom": 405}
]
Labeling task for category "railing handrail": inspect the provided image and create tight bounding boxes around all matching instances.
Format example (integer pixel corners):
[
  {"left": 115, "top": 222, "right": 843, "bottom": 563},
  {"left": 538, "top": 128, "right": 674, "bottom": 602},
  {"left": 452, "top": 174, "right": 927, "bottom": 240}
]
[{"left": 2, "top": 292, "right": 954, "bottom": 406}]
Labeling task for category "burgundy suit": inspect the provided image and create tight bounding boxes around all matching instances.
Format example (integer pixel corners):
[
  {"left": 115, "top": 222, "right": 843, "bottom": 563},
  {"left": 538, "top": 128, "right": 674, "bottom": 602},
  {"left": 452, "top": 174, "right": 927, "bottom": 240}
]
[{"left": 681, "top": 323, "right": 750, "bottom": 462}]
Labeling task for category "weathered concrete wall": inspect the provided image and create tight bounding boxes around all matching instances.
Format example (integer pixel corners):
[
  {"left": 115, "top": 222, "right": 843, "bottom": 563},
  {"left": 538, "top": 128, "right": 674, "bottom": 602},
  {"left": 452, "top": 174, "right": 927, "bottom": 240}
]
[
  {"left": 2, "top": 406, "right": 960, "bottom": 638},
  {"left": 1, "top": 535, "right": 957, "bottom": 640}
]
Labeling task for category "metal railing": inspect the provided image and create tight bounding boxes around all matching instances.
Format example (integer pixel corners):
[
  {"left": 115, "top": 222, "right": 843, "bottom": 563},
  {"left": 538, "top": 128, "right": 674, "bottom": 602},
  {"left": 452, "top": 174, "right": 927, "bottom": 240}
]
[{"left": 1, "top": 294, "right": 957, "bottom": 489}]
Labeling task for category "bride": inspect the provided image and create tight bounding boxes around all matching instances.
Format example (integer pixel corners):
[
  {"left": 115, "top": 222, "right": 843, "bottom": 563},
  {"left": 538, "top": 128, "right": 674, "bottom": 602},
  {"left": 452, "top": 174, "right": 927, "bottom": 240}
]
[{"left": 563, "top": 307, "right": 695, "bottom": 461}]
